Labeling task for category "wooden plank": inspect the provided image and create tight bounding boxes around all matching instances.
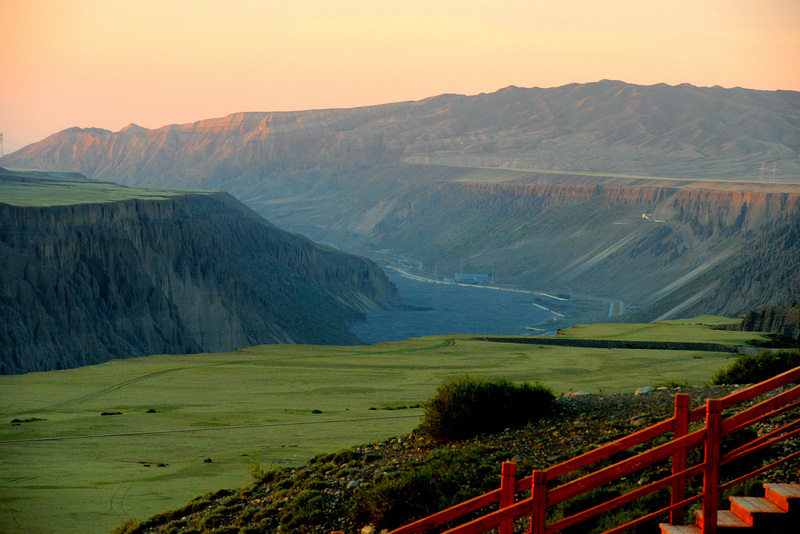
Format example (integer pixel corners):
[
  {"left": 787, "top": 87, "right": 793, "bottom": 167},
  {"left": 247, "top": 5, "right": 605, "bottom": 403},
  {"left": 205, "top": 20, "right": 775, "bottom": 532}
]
[
  {"left": 530, "top": 471, "right": 547, "bottom": 534},
  {"left": 547, "top": 429, "right": 705, "bottom": 506},
  {"left": 441, "top": 498, "right": 532, "bottom": 534},
  {"left": 720, "top": 448, "right": 800, "bottom": 493},
  {"left": 545, "top": 463, "right": 704, "bottom": 533},
  {"left": 701, "top": 399, "right": 722, "bottom": 534},
  {"left": 722, "top": 424, "right": 800, "bottom": 466},
  {"left": 388, "top": 489, "right": 502, "bottom": 534},
  {"left": 722, "top": 385, "right": 800, "bottom": 435},
  {"left": 671, "top": 393, "right": 690, "bottom": 524},
  {"left": 718, "top": 366, "right": 800, "bottom": 411},
  {"left": 499, "top": 462, "right": 516, "bottom": 534},
  {"left": 546, "top": 418, "right": 675, "bottom": 480},
  {"left": 606, "top": 491, "right": 705, "bottom": 534}
]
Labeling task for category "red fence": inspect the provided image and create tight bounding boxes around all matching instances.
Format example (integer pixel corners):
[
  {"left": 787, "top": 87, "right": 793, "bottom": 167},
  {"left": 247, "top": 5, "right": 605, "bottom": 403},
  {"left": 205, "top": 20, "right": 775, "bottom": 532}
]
[{"left": 355, "top": 365, "right": 800, "bottom": 534}]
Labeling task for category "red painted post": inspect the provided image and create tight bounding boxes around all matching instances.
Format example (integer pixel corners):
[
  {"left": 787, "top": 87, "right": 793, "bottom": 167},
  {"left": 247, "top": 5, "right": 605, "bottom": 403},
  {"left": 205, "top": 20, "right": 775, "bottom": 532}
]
[
  {"left": 500, "top": 462, "right": 517, "bottom": 534},
  {"left": 530, "top": 470, "right": 547, "bottom": 534},
  {"left": 702, "top": 398, "right": 722, "bottom": 534},
  {"left": 671, "top": 393, "right": 690, "bottom": 524}
]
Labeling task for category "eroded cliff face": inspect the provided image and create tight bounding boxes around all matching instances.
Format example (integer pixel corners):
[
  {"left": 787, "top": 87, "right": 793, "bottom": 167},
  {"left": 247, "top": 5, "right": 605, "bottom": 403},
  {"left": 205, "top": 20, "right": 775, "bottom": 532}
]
[
  {"left": 359, "top": 174, "right": 800, "bottom": 320},
  {"left": 731, "top": 305, "right": 800, "bottom": 344},
  {"left": 0, "top": 193, "right": 397, "bottom": 374}
]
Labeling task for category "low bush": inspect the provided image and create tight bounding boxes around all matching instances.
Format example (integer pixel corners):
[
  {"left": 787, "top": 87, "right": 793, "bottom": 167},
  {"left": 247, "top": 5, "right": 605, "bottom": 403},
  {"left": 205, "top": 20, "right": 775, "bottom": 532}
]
[
  {"left": 350, "top": 446, "right": 505, "bottom": 530},
  {"left": 712, "top": 350, "right": 800, "bottom": 385},
  {"left": 419, "top": 376, "right": 555, "bottom": 440}
]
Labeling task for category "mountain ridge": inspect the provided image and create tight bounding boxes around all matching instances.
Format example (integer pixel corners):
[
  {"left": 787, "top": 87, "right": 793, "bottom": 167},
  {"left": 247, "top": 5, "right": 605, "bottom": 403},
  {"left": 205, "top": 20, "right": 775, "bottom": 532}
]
[{"left": 5, "top": 81, "right": 799, "bottom": 186}]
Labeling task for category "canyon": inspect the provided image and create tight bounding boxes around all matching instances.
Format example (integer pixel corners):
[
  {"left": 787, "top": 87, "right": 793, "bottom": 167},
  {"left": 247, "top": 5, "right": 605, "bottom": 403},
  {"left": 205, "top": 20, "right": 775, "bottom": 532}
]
[
  {"left": 0, "top": 169, "right": 396, "bottom": 374},
  {"left": 3, "top": 81, "right": 799, "bottom": 327}
]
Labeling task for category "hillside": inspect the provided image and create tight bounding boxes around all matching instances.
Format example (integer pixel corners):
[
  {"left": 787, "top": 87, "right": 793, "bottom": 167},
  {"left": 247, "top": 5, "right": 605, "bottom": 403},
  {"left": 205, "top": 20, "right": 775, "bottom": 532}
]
[
  {"left": 128, "top": 384, "right": 800, "bottom": 534},
  {"left": 3, "top": 81, "right": 800, "bottom": 321},
  {"left": 0, "top": 318, "right": 770, "bottom": 534},
  {"left": 0, "top": 168, "right": 397, "bottom": 374}
]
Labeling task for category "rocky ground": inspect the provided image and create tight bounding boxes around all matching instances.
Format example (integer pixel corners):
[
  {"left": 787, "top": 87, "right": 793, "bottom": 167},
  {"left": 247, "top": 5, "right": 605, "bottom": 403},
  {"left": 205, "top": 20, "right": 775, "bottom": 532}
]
[{"left": 126, "top": 385, "right": 800, "bottom": 534}]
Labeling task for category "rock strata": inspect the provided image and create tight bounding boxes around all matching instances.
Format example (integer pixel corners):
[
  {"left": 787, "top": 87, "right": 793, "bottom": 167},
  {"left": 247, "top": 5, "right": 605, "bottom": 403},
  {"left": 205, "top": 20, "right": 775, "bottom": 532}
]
[{"left": 0, "top": 190, "right": 397, "bottom": 374}]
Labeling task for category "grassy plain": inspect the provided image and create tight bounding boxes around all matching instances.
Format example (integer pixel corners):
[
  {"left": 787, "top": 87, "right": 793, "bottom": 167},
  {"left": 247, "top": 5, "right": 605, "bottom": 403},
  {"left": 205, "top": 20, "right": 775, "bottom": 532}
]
[
  {"left": 0, "top": 168, "right": 204, "bottom": 206},
  {"left": 444, "top": 164, "right": 800, "bottom": 192},
  {"left": 553, "top": 315, "right": 754, "bottom": 343},
  {"left": 0, "top": 319, "right": 767, "bottom": 534}
]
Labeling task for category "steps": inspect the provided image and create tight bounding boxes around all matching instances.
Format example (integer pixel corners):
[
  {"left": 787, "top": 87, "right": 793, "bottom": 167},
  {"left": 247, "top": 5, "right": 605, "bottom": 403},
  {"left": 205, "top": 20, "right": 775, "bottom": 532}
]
[{"left": 659, "top": 481, "right": 800, "bottom": 533}]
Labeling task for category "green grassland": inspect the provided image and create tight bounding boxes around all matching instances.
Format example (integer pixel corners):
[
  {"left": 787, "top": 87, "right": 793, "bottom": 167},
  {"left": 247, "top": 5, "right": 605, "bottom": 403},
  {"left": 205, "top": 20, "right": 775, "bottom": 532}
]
[
  {"left": 0, "top": 167, "right": 205, "bottom": 206},
  {"left": 553, "top": 315, "right": 754, "bottom": 343},
  {"left": 0, "top": 319, "right": 767, "bottom": 534}
]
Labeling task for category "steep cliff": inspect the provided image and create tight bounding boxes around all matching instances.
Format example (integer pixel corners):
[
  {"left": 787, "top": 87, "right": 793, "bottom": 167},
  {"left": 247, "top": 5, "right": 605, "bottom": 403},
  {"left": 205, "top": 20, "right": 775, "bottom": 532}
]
[
  {"left": 0, "top": 171, "right": 397, "bottom": 374},
  {"left": 331, "top": 167, "right": 800, "bottom": 320},
  {"left": 726, "top": 305, "right": 800, "bottom": 344}
]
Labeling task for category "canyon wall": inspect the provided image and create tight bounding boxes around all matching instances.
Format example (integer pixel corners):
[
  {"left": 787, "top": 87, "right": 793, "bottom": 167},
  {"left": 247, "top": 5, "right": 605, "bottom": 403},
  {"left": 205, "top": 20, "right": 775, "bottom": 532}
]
[
  {"left": 345, "top": 172, "right": 800, "bottom": 321},
  {"left": 734, "top": 305, "right": 800, "bottom": 344},
  {"left": 0, "top": 188, "right": 397, "bottom": 374}
]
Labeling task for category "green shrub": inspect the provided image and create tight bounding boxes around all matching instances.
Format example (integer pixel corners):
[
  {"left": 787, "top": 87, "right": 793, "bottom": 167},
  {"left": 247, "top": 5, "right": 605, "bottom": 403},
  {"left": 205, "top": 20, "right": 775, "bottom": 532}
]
[
  {"left": 712, "top": 350, "right": 800, "bottom": 385},
  {"left": 350, "top": 446, "right": 502, "bottom": 530},
  {"left": 111, "top": 518, "right": 139, "bottom": 534},
  {"left": 419, "top": 376, "right": 555, "bottom": 440},
  {"left": 279, "top": 490, "right": 328, "bottom": 531}
]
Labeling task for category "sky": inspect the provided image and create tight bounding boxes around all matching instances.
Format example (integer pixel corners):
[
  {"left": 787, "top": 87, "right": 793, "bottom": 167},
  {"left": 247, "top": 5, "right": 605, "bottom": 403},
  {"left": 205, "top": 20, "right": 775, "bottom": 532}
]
[{"left": 2, "top": 0, "right": 799, "bottom": 153}]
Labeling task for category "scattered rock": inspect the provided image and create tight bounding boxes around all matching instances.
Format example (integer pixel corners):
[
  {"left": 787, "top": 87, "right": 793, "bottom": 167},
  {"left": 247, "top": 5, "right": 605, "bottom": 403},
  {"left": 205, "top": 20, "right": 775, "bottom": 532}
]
[
  {"left": 100, "top": 411, "right": 122, "bottom": 416},
  {"left": 361, "top": 525, "right": 375, "bottom": 534},
  {"left": 204, "top": 458, "right": 213, "bottom": 463},
  {"left": 312, "top": 409, "right": 323, "bottom": 414},
  {"left": 146, "top": 408, "right": 157, "bottom": 413},
  {"left": 346, "top": 480, "right": 360, "bottom": 489},
  {"left": 634, "top": 387, "right": 654, "bottom": 395},
  {"left": 566, "top": 391, "right": 592, "bottom": 397},
  {"left": 630, "top": 416, "right": 651, "bottom": 427}
]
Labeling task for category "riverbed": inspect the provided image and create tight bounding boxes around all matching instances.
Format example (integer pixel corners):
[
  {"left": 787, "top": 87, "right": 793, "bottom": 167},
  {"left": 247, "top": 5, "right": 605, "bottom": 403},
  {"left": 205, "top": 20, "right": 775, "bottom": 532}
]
[{"left": 350, "top": 267, "right": 582, "bottom": 343}]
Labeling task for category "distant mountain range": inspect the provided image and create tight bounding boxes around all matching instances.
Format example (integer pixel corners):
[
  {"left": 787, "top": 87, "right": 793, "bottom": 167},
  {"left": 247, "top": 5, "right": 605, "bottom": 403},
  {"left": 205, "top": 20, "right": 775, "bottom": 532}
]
[
  {"left": 4, "top": 81, "right": 799, "bottom": 322},
  {"left": 5, "top": 80, "right": 799, "bottom": 186}
]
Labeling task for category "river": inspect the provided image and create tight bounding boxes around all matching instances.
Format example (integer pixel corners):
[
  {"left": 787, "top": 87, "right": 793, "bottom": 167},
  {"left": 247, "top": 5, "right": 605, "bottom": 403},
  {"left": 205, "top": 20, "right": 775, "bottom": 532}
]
[{"left": 349, "top": 267, "right": 577, "bottom": 343}]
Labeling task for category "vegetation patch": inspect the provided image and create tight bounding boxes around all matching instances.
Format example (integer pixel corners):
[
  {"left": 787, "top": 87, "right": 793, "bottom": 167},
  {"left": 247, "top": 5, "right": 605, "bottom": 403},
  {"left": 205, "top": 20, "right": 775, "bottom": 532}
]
[
  {"left": 9, "top": 417, "right": 44, "bottom": 424},
  {"left": 419, "top": 376, "right": 555, "bottom": 440},
  {"left": 712, "top": 349, "right": 800, "bottom": 385},
  {"left": 350, "top": 445, "right": 503, "bottom": 530}
]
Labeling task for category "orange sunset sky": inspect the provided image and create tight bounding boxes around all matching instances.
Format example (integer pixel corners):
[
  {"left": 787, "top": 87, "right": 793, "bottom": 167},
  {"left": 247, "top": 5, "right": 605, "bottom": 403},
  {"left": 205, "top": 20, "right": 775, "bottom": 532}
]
[{"left": 2, "top": 0, "right": 799, "bottom": 154}]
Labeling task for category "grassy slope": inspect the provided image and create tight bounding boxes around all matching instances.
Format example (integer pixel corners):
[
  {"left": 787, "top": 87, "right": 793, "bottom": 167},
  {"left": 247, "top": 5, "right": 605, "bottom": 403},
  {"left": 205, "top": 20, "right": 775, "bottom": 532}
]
[
  {"left": 0, "top": 167, "right": 204, "bottom": 206},
  {"left": 0, "top": 320, "right": 768, "bottom": 534}
]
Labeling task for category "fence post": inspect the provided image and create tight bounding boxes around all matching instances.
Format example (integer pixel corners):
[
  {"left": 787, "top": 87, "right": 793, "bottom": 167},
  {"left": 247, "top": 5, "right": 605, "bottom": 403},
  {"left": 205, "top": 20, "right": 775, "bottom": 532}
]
[
  {"left": 500, "top": 462, "right": 517, "bottom": 534},
  {"left": 530, "top": 470, "right": 547, "bottom": 534},
  {"left": 671, "top": 393, "right": 690, "bottom": 524},
  {"left": 701, "top": 398, "right": 722, "bottom": 534}
]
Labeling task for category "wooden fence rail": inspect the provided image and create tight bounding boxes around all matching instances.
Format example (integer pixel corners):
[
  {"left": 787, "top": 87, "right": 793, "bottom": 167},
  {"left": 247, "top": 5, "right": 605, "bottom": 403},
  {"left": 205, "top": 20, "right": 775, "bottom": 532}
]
[{"left": 336, "top": 365, "right": 800, "bottom": 534}]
